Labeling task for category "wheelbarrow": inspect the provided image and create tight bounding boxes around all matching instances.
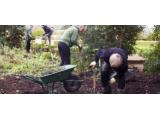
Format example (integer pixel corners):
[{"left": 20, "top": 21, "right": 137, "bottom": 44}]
[{"left": 23, "top": 65, "right": 83, "bottom": 93}]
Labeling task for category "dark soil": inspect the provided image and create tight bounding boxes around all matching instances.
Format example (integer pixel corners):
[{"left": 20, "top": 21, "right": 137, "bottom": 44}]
[{"left": 0, "top": 72, "right": 160, "bottom": 94}]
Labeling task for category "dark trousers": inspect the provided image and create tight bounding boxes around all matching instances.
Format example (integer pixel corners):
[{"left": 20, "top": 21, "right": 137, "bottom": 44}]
[
  {"left": 46, "top": 34, "right": 52, "bottom": 45},
  {"left": 101, "top": 62, "right": 125, "bottom": 93},
  {"left": 26, "top": 37, "right": 31, "bottom": 53},
  {"left": 45, "top": 33, "right": 52, "bottom": 45},
  {"left": 58, "top": 42, "right": 70, "bottom": 66}
]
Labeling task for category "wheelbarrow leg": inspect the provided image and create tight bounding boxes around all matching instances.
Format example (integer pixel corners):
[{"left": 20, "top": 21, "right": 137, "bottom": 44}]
[
  {"left": 52, "top": 82, "right": 55, "bottom": 93},
  {"left": 47, "top": 83, "right": 53, "bottom": 94},
  {"left": 41, "top": 84, "right": 46, "bottom": 93},
  {"left": 47, "top": 82, "right": 61, "bottom": 94},
  {"left": 57, "top": 82, "right": 61, "bottom": 94}
]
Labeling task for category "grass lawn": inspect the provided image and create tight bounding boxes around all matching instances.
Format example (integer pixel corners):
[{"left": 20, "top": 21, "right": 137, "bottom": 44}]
[{"left": 134, "top": 40, "right": 158, "bottom": 57}]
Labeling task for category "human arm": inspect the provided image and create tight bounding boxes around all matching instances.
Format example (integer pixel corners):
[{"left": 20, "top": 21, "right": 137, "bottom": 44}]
[{"left": 89, "top": 49, "right": 106, "bottom": 69}]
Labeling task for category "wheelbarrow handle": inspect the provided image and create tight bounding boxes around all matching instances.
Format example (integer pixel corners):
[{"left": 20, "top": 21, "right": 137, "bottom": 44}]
[{"left": 22, "top": 75, "right": 43, "bottom": 85}]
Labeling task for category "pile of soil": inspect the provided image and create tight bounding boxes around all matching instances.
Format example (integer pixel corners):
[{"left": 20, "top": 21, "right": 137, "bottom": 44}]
[{"left": 0, "top": 72, "right": 160, "bottom": 94}]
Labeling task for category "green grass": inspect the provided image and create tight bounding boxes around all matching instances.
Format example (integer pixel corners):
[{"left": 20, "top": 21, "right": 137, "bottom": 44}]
[
  {"left": 134, "top": 40, "right": 158, "bottom": 57},
  {"left": 135, "top": 40, "right": 157, "bottom": 50},
  {"left": 0, "top": 46, "right": 60, "bottom": 78}
]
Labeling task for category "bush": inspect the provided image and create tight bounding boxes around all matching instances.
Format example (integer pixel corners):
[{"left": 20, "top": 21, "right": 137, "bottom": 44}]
[
  {"left": 0, "top": 25, "right": 25, "bottom": 48},
  {"left": 32, "top": 27, "right": 44, "bottom": 38},
  {"left": 71, "top": 47, "right": 93, "bottom": 73},
  {"left": 144, "top": 26, "right": 160, "bottom": 73},
  {"left": 134, "top": 41, "right": 156, "bottom": 57},
  {"left": 0, "top": 46, "right": 60, "bottom": 76},
  {"left": 81, "top": 25, "right": 144, "bottom": 55},
  {"left": 144, "top": 43, "right": 160, "bottom": 74}
]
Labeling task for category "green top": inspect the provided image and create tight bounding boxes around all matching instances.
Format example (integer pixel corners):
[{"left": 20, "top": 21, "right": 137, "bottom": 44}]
[{"left": 60, "top": 26, "right": 80, "bottom": 47}]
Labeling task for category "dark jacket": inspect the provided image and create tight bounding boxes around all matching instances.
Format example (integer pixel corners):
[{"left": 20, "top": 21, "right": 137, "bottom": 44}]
[
  {"left": 95, "top": 48, "right": 128, "bottom": 72},
  {"left": 42, "top": 25, "right": 53, "bottom": 35}
]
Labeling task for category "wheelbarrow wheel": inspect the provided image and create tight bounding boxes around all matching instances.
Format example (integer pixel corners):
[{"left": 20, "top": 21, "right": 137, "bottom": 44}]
[{"left": 63, "top": 75, "right": 82, "bottom": 93}]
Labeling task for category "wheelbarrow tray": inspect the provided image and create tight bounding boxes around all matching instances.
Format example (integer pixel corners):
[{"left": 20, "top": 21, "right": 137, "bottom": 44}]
[{"left": 24, "top": 65, "right": 76, "bottom": 85}]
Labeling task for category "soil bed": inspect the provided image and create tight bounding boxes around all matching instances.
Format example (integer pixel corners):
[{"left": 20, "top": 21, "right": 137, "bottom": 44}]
[{"left": 0, "top": 72, "right": 160, "bottom": 94}]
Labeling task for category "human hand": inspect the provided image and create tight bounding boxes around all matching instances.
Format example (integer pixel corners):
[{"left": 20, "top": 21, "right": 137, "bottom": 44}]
[{"left": 89, "top": 61, "right": 97, "bottom": 69}]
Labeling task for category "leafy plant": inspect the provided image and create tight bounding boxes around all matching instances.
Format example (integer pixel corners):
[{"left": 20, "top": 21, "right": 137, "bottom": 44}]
[
  {"left": 0, "top": 25, "right": 25, "bottom": 48},
  {"left": 32, "top": 27, "right": 44, "bottom": 37},
  {"left": 0, "top": 46, "right": 61, "bottom": 77},
  {"left": 81, "top": 25, "right": 144, "bottom": 54},
  {"left": 144, "top": 25, "right": 160, "bottom": 73}
]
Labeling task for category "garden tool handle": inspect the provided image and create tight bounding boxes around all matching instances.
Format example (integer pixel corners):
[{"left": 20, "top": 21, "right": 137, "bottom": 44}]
[{"left": 79, "top": 47, "right": 84, "bottom": 73}]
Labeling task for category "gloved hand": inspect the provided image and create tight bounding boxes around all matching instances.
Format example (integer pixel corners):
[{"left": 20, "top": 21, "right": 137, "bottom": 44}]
[{"left": 89, "top": 61, "right": 97, "bottom": 69}]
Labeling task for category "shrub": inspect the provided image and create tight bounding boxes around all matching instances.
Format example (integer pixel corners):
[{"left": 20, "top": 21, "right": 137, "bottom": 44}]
[
  {"left": 144, "top": 25, "right": 160, "bottom": 73},
  {"left": 0, "top": 46, "right": 60, "bottom": 76},
  {"left": 32, "top": 27, "right": 44, "bottom": 37},
  {"left": 81, "top": 25, "right": 144, "bottom": 54},
  {"left": 0, "top": 25, "right": 25, "bottom": 48}
]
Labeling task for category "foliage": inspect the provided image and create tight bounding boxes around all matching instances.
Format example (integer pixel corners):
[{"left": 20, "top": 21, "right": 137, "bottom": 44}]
[
  {"left": 32, "top": 27, "right": 44, "bottom": 38},
  {"left": 145, "top": 33, "right": 153, "bottom": 41},
  {"left": 0, "top": 25, "right": 25, "bottom": 48},
  {"left": 144, "top": 25, "right": 160, "bottom": 73},
  {"left": 144, "top": 42, "right": 160, "bottom": 74},
  {"left": 71, "top": 46, "right": 93, "bottom": 73},
  {"left": 152, "top": 25, "right": 160, "bottom": 41},
  {"left": 0, "top": 46, "right": 60, "bottom": 77},
  {"left": 81, "top": 25, "right": 144, "bottom": 54},
  {"left": 134, "top": 40, "right": 156, "bottom": 57},
  {"left": 31, "top": 42, "right": 57, "bottom": 53}
]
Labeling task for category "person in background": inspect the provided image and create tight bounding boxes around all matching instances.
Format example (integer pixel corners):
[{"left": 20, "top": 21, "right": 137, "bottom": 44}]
[
  {"left": 89, "top": 47, "right": 128, "bottom": 94},
  {"left": 58, "top": 25, "right": 85, "bottom": 66},
  {"left": 26, "top": 25, "right": 33, "bottom": 53},
  {"left": 41, "top": 25, "right": 53, "bottom": 45}
]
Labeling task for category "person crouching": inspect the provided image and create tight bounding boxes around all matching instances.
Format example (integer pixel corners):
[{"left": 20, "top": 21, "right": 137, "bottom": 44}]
[{"left": 89, "top": 47, "right": 128, "bottom": 94}]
